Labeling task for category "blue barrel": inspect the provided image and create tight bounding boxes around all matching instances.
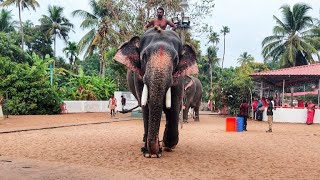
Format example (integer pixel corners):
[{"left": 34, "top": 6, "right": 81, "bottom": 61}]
[{"left": 236, "top": 116, "right": 244, "bottom": 132}]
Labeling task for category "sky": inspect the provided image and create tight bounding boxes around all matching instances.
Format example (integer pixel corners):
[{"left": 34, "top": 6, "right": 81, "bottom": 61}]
[{"left": 4, "top": 0, "right": 320, "bottom": 67}]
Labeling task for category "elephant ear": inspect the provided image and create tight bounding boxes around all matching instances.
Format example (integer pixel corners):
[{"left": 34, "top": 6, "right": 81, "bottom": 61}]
[
  {"left": 114, "top": 36, "right": 142, "bottom": 75},
  {"left": 173, "top": 44, "right": 198, "bottom": 78}
]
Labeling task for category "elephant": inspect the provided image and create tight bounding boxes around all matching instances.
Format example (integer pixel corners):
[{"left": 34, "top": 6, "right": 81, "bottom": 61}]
[
  {"left": 182, "top": 76, "right": 203, "bottom": 122},
  {"left": 114, "top": 27, "right": 198, "bottom": 157}
]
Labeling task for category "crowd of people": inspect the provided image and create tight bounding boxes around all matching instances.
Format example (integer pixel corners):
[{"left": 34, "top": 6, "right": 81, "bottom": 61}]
[{"left": 247, "top": 96, "right": 317, "bottom": 132}]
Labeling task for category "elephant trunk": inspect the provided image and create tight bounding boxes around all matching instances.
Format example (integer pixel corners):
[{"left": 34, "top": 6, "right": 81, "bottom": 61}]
[{"left": 147, "top": 87, "right": 165, "bottom": 155}]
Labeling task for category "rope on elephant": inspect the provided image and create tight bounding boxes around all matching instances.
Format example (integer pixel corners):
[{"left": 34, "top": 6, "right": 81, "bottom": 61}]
[{"left": 0, "top": 118, "right": 136, "bottom": 135}]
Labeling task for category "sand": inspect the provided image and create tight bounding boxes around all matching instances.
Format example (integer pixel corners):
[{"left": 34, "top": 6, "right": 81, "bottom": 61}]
[{"left": 0, "top": 112, "right": 320, "bottom": 179}]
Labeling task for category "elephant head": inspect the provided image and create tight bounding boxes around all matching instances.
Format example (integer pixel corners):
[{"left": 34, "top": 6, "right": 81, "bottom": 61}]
[{"left": 114, "top": 28, "right": 198, "bottom": 157}]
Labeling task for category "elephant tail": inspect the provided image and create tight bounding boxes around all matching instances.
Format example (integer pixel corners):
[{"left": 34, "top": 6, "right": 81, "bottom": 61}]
[{"left": 118, "top": 105, "right": 140, "bottom": 114}]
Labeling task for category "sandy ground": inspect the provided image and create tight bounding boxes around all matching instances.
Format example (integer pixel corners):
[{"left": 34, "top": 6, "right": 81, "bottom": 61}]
[{"left": 0, "top": 112, "right": 320, "bottom": 179}]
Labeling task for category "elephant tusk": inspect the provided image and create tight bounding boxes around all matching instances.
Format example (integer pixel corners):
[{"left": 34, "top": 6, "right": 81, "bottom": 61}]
[
  {"left": 141, "top": 84, "right": 148, "bottom": 106},
  {"left": 166, "top": 88, "right": 171, "bottom": 109}
]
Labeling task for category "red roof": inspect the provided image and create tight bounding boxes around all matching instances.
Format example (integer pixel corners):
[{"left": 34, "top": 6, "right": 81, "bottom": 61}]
[{"left": 252, "top": 63, "right": 320, "bottom": 76}]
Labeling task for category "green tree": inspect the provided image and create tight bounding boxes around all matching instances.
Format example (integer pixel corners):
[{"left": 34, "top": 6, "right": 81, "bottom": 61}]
[
  {"left": 0, "top": 32, "right": 32, "bottom": 64},
  {"left": 63, "top": 41, "right": 79, "bottom": 72},
  {"left": 0, "top": 55, "right": 61, "bottom": 115},
  {"left": 220, "top": 25, "right": 230, "bottom": 69},
  {"left": 82, "top": 53, "right": 99, "bottom": 76},
  {"left": 57, "top": 68, "right": 117, "bottom": 100},
  {"left": 0, "top": 9, "right": 17, "bottom": 32},
  {"left": 23, "top": 20, "right": 53, "bottom": 58},
  {"left": 262, "top": 3, "right": 320, "bottom": 67},
  {"left": 0, "top": 0, "right": 40, "bottom": 50},
  {"left": 237, "top": 52, "right": 254, "bottom": 66},
  {"left": 207, "top": 46, "right": 219, "bottom": 93},
  {"left": 71, "top": 0, "right": 107, "bottom": 55},
  {"left": 39, "top": 5, "right": 74, "bottom": 62}
]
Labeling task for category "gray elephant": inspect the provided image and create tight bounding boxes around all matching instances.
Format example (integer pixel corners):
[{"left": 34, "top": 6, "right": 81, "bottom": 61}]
[
  {"left": 114, "top": 27, "right": 198, "bottom": 157},
  {"left": 182, "top": 76, "right": 203, "bottom": 122}
]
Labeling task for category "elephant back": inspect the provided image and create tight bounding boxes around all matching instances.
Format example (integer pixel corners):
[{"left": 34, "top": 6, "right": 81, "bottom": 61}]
[{"left": 141, "top": 28, "right": 182, "bottom": 54}]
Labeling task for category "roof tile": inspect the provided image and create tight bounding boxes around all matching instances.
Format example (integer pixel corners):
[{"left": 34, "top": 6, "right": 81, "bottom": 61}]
[{"left": 251, "top": 63, "right": 320, "bottom": 76}]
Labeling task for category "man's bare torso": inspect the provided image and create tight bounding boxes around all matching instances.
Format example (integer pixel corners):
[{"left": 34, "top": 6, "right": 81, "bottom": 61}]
[{"left": 152, "top": 18, "right": 168, "bottom": 30}]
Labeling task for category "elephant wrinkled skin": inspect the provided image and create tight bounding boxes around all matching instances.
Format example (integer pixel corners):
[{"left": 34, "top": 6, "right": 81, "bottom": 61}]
[{"left": 114, "top": 27, "right": 198, "bottom": 157}]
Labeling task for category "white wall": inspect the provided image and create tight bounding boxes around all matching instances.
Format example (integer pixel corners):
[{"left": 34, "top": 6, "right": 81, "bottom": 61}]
[
  {"left": 262, "top": 108, "right": 320, "bottom": 124},
  {"left": 64, "top": 91, "right": 139, "bottom": 113}
]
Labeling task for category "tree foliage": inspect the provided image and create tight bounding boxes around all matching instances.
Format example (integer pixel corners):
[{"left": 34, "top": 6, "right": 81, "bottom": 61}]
[
  {"left": 0, "top": 32, "right": 32, "bottom": 64},
  {"left": 262, "top": 3, "right": 320, "bottom": 67},
  {"left": 0, "top": 55, "right": 61, "bottom": 115}
]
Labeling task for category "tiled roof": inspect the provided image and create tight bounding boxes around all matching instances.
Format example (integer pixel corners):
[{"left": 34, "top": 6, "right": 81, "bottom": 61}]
[{"left": 251, "top": 63, "right": 320, "bottom": 76}]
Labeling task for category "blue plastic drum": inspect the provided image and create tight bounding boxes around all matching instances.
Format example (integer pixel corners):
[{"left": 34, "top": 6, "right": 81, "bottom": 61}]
[{"left": 236, "top": 116, "right": 244, "bottom": 132}]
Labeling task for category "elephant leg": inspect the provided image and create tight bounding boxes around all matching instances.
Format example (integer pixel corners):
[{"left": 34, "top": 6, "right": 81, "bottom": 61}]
[
  {"left": 162, "top": 110, "right": 179, "bottom": 151},
  {"left": 194, "top": 106, "right": 200, "bottom": 121},
  {"left": 183, "top": 105, "right": 190, "bottom": 123}
]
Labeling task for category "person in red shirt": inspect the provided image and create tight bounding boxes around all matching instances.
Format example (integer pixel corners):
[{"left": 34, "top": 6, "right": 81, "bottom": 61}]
[
  {"left": 108, "top": 95, "right": 117, "bottom": 117},
  {"left": 239, "top": 99, "right": 249, "bottom": 131},
  {"left": 251, "top": 98, "right": 258, "bottom": 119}
]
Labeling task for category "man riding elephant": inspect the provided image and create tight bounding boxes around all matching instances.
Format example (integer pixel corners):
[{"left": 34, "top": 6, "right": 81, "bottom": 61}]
[
  {"left": 114, "top": 26, "right": 198, "bottom": 158},
  {"left": 182, "top": 76, "right": 203, "bottom": 122}
]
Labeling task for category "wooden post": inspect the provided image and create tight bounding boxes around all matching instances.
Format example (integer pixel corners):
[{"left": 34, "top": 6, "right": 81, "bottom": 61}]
[{"left": 260, "top": 81, "right": 263, "bottom": 99}]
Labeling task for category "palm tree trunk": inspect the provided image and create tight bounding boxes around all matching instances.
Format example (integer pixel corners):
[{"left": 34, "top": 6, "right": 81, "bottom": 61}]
[
  {"left": 53, "top": 34, "right": 56, "bottom": 68},
  {"left": 222, "top": 35, "right": 226, "bottom": 69},
  {"left": 18, "top": 3, "right": 24, "bottom": 50},
  {"left": 210, "top": 63, "right": 212, "bottom": 90},
  {"left": 98, "top": 43, "right": 106, "bottom": 78}
]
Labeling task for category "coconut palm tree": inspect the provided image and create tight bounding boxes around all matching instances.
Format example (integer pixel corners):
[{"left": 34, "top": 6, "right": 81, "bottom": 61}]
[
  {"left": 262, "top": 3, "right": 320, "bottom": 67},
  {"left": 220, "top": 26, "right": 230, "bottom": 69},
  {"left": 63, "top": 41, "right": 78, "bottom": 71},
  {"left": 39, "top": 5, "right": 74, "bottom": 65},
  {"left": 0, "top": 0, "right": 39, "bottom": 50},
  {"left": 72, "top": 0, "right": 113, "bottom": 77},
  {"left": 237, "top": 52, "right": 254, "bottom": 66},
  {"left": 72, "top": 0, "right": 126, "bottom": 77},
  {"left": 0, "top": 9, "right": 17, "bottom": 32},
  {"left": 71, "top": 0, "right": 107, "bottom": 56},
  {"left": 208, "top": 31, "right": 219, "bottom": 45},
  {"left": 207, "top": 46, "right": 219, "bottom": 92},
  {"left": 206, "top": 30, "right": 220, "bottom": 92}
]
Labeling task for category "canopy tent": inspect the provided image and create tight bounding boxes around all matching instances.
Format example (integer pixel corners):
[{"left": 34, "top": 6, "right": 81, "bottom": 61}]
[{"left": 250, "top": 63, "right": 320, "bottom": 107}]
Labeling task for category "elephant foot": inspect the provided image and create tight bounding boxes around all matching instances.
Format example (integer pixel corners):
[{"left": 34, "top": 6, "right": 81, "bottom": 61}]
[
  {"left": 163, "top": 145, "right": 176, "bottom": 152},
  {"left": 141, "top": 138, "right": 162, "bottom": 158},
  {"left": 141, "top": 144, "right": 162, "bottom": 158}
]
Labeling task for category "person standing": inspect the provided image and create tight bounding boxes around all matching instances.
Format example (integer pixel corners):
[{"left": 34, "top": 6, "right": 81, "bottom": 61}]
[
  {"left": 251, "top": 98, "right": 258, "bottom": 119},
  {"left": 306, "top": 100, "right": 315, "bottom": 125},
  {"left": 121, "top": 95, "right": 126, "bottom": 111},
  {"left": 266, "top": 97, "right": 274, "bottom": 133},
  {"left": 239, "top": 99, "right": 249, "bottom": 131},
  {"left": 144, "top": 7, "right": 177, "bottom": 31},
  {"left": 108, "top": 95, "right": 117, "bottom": 117}
]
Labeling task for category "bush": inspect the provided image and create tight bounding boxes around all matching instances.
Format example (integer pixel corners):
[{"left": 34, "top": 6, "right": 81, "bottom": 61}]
[{"left": 0, "top": 56, "right": 61, "bottom": 115}]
